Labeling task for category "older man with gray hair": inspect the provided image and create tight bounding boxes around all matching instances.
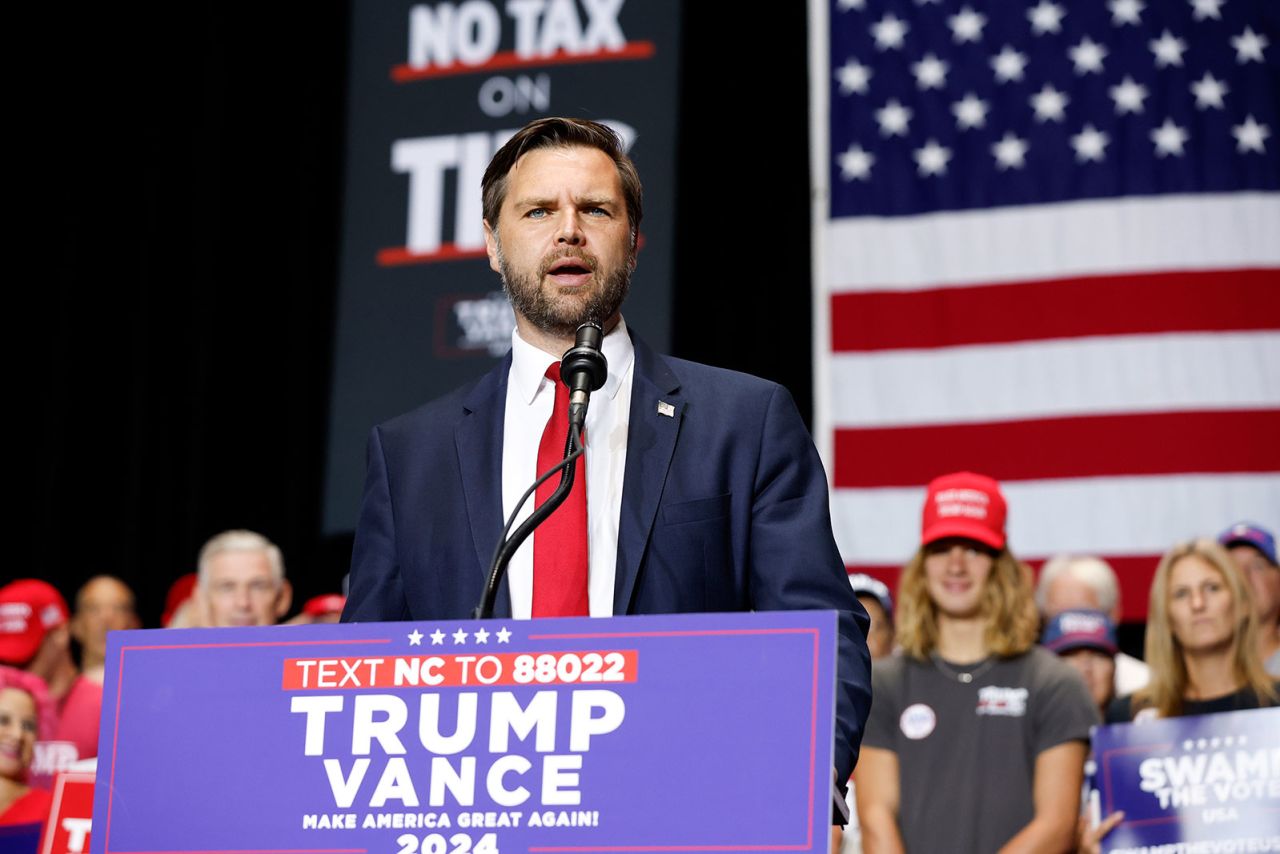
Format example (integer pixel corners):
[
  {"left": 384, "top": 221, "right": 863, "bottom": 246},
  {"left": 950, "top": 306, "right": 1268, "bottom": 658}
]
[
  {"left": 194, "top": 529, "right": 292, "bottom": 627},
  {"left": 1035, "top": 554, "right": 1150, "bottom": 696}
]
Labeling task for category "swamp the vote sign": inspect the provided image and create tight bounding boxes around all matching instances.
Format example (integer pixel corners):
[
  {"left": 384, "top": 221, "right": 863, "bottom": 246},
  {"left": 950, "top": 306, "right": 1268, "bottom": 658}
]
[
  {"left": 91, "top": 611, "right": 838, "bottom": 853},
  {"left": 1090, "top": 706, "right": 1280, "bottom": 852}
]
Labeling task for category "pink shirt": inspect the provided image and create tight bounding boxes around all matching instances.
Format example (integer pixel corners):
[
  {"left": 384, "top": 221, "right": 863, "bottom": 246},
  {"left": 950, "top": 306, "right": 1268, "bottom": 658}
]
[{"left": 55, "top": 676, "right": 103, "bottom": 760}]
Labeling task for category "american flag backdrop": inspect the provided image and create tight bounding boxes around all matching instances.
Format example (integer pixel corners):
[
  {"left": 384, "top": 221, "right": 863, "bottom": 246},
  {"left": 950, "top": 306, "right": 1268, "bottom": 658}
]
[{"left": 809, "top": 0, "right": 1280, "bottom": 619}]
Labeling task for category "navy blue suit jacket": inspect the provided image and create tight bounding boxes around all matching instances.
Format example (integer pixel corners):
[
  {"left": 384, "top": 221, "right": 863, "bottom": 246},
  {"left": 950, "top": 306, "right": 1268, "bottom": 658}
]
[{"left": 343, "top": 331, "right": 873, "bottom": 780}]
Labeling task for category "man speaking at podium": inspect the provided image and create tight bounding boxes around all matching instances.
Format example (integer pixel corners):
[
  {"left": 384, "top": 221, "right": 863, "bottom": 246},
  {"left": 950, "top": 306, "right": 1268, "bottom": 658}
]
[{"left": 342, "top": 116, "right": 872, "bottom": 785}]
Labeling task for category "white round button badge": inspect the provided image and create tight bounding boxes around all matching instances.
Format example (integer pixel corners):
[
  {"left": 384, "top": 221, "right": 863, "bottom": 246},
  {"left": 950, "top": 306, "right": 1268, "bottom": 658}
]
[{"left": 900, "top": 703, "right": 937, "bottom": 740}]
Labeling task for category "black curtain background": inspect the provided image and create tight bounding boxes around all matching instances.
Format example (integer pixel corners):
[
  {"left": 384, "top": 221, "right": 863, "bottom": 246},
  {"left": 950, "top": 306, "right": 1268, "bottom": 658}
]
[{"left": 26, "top": 3, "right": 814, "bottom": 626}]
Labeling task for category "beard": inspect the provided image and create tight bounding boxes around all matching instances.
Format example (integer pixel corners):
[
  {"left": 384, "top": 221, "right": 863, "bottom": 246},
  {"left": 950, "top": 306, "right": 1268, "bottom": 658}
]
[{"left": 495, "top": 241, "right": 633, "bottom": 339}]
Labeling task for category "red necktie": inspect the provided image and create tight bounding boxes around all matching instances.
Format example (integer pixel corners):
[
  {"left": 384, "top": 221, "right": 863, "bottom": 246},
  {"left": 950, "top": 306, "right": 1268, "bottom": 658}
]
[{"left": 532, "top": 362, "right": 590, "bottom": 617}]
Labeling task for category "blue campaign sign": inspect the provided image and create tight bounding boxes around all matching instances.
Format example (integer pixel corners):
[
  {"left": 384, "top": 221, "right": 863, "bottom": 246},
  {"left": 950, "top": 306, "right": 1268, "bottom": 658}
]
[
  {"left": 91, "top": 610, "right": 837, "bottom": 853},
  {"left": 1089, "top": 707, "right": 1280, "bottom": 852}
]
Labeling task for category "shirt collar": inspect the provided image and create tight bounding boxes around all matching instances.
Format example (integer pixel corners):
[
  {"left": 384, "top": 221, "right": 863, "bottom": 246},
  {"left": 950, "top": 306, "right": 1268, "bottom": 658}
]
[{"left": 510, "top": 317, "right": 634, "bottom": 406}]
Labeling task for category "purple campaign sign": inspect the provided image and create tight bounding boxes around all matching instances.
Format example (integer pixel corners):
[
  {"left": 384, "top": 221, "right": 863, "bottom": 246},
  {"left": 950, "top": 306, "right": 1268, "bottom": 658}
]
[
  {"left": 91, "top": 610, "right": 837, "bottom": 854},
  {"left": 1088, "top": 707, "right": 1280, "bottom": 852}
]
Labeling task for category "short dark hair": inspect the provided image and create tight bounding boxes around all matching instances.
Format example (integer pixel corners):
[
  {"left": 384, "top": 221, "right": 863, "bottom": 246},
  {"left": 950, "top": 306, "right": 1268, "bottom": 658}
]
[{"left": 481, "top": 117, "right": 643, "bottom": 244}]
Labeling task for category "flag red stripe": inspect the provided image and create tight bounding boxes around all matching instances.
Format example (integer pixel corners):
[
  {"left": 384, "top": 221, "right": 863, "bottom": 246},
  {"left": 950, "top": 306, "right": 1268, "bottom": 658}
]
[
  {"left": 848, "top": 555, "right": 1159, "bottom": 622},
  {"left": 830, "top": 268, "right": 1280, "bottom": 352},
  {"left": 833, "top": 410, "right": 1280, "bottom": 487}
]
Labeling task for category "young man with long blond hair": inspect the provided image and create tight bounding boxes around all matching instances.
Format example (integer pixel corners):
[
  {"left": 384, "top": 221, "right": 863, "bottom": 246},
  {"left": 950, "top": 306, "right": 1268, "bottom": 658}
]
[{"left": 855, "top": 472, "right": 1097, "bottom": 854}]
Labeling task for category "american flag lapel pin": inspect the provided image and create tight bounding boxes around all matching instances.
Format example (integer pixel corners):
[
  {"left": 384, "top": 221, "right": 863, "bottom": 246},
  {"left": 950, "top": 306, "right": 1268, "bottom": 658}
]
[{"left": 657, "top": 401, "right": 675, "bottom": 417}]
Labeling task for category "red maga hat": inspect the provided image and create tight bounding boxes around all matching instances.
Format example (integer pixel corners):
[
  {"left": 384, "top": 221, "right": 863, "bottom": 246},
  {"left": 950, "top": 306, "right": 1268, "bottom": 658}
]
[
  {"left": 161, "top": 573, "right": 198, "bottom": 628},
  {"left": 920, "top": 471, "right": 1007, "bottom": 551},
  {"left": 0, "top": 579, "right": 71, "bottom": 666},
  {"left": 302, "top": 594, "right": 346, "bottom": 617}
]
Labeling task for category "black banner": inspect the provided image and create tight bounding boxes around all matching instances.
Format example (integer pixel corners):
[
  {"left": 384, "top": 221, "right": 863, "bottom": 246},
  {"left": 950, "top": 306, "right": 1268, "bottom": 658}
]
[{"left": 324, "top": 0, "right": 681, "bottom": 533}]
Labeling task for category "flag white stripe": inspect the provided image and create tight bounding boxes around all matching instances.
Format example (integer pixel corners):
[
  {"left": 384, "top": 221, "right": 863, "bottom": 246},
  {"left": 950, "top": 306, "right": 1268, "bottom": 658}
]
[
  {"left": 822, "top": 193, "right": 1280, "bottom": 292},
  {"left": 828, "top": 331, "right": 1280, "bottom": 428},
  {"left": 832, "top": 473, "right": 1280, "bottom": 565}
]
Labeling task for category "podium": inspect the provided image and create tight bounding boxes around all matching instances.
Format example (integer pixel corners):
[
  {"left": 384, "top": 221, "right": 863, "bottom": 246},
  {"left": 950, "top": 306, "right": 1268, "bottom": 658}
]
[{"left": 91, "top": 610, "right": 840, "bottom": 852}]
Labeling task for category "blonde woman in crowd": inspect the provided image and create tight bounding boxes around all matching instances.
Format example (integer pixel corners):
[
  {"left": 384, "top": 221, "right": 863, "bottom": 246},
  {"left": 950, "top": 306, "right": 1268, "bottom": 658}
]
[
  {"left": 855, "top": 472, "right": 1097, "bottom": 854},
  {"left": 1105, "top": 538, "right": 1279, "bottom": 724},
  {"left": 1081, "top": 538, "right": 1280, "bottom": 852}
]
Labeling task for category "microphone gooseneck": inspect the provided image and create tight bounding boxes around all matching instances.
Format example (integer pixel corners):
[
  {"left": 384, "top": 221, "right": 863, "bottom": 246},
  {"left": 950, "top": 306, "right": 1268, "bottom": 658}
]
[{"left": 472, "top": 321, "right": 610, "bottom": 619}]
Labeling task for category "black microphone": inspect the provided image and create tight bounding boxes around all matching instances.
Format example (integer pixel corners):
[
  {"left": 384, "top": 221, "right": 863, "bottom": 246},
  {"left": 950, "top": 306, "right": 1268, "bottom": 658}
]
[
  {"left": 471, "top": 321, "right": 608, "bottom": 620},
  {"left": 559, "top": 321, "right": 608, "bottom": 432}
]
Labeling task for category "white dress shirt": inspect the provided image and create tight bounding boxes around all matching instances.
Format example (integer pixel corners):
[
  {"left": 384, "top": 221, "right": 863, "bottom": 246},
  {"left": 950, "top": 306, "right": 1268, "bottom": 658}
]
[{"left": 502, "top": 319, "right": 635, "bottom": 618}]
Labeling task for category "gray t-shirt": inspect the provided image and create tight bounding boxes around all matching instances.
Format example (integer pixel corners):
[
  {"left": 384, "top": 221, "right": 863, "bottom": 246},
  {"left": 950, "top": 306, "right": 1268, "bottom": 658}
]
[{"left": 863, "top": 646, "right": 1098, "bottom": 853}]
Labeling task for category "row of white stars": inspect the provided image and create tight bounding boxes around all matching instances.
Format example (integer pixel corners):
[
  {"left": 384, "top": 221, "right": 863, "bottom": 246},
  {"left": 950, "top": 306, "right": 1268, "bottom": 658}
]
[
  {"left": 863, "top": 11, "right": 1266, "bottom": 58},
  {"left": 836, "top": 29, "right": 1267, "bottom": 97},
  {"left": 407, "top": 626, "right": 514, "bottom": 645},
  {"left": 840, "top": 0, "right": 1247, "bottom": 39},
  {"left": 838, "top": 115, "right": 1270, "bottom": 179},
  {"left": 861, "top": 73, "right": 1248, "bottom": 138},
  {"left": 1182, "top": 735, "right": 1248, "bottom": 750}
]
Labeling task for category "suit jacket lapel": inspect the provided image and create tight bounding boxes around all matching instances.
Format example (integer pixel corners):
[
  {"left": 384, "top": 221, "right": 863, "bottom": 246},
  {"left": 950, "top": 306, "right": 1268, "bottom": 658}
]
[
  {"left": 456, "top": 355, "right": 513, "bottom": 618},
  {"left": 614, "top": 334, "right": 683, "bottom": 614}
]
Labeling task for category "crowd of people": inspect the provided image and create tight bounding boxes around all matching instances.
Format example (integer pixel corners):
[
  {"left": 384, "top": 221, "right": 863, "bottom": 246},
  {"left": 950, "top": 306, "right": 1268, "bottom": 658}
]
[
  {"left": 0, "top": 529, "right": 346, "bottom": 837},
  {"left": 4, "top": 485, "right": 1275, "bottom": 850},
  {"left": 839, "top": 472, "right": 1278, "bottom": 854}
]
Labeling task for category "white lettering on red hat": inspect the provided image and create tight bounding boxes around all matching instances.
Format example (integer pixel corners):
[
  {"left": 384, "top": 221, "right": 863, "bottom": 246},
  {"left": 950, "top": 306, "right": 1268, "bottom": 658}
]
[
  {"left": 39, "top": 603, "right": 63, "bottom": 628},
  {"left": 900, "top": 703, "right": 937, "bottom": 740},
  {"left": 935, "top": 489, "right": 989, "bottom": 505},
  {"left": 934, "top": 488, "right": 990, "bottom": 520},
  {"left": 0, "top": 602, "right": 32, "bottom": 633}
]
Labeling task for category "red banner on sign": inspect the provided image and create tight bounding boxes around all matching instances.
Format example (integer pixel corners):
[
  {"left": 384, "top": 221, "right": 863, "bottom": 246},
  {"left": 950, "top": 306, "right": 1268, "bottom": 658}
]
[{"left": 41, "top": 771, "right": 95, "bottom": 854}]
